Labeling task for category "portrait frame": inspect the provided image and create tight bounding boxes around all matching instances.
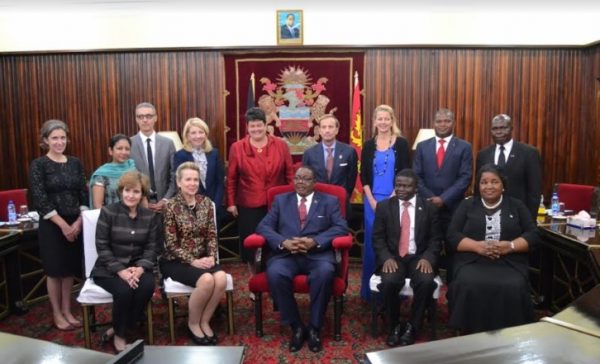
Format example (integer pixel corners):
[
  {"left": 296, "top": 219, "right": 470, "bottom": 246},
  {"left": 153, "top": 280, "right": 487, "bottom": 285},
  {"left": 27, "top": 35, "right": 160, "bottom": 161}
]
[{"left": 276, "top": 9, "right": 303, "bottom": 46}]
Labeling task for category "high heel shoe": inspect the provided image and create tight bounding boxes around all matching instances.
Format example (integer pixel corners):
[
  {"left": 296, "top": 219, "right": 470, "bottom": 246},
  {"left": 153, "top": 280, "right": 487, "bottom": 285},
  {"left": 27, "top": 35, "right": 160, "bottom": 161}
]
[
  {"left": 205, "top": 333, "right": 218, "bottom": 345},
  {"left": 101, "top": 329, "right": 115, "bottom": 344},
  {"left": 187, "top": 326, "right": 209, "bottom": 345}
]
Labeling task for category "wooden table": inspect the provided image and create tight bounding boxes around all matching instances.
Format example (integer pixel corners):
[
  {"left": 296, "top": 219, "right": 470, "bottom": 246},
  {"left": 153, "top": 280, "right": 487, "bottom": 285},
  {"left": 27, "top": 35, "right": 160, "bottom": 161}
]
[
  {"left": 537, "top": 220, "right": 600, "bottom": 311},
  {"left": 366, "top": 284, "right": 600, "bottom": 364}
]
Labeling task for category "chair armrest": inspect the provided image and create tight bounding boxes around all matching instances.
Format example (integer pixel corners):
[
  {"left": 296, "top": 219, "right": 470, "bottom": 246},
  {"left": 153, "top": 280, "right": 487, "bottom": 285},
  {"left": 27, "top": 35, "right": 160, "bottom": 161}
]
[
  {"left": 332, "top": 234, "right": 353, "bottom": 250},
  {"left": 244, "top": 233, "right": 265, "bottom": 249}
]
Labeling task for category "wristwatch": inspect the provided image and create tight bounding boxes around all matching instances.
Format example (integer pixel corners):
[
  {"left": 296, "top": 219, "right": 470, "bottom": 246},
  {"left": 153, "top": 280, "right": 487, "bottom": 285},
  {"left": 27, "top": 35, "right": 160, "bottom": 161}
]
[{"left": 510, "top": 241, "right": 516, "bottom": 251}]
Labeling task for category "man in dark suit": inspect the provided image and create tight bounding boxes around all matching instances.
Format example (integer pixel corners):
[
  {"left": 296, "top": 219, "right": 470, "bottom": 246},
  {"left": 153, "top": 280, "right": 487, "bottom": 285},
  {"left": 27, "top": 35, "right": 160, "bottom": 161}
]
[
  {"left": 302, "top": 114, "right": 358, "bottom": 217},
  {"left": 413, "top": 108, "right": 472, "bottom": 232},
  {"left": 475, "top": 113, "right": 542, "bottom": 219},
  {"left": 257, "top": 166, "right": 348, "bottom": 353},
  {"left": 280, "top": 13, "right": 301, "bottom": 39},
  {"left": 130, "top": 102, "right": 176, "bottom": 212},
  {"left": 373, "top": 169, "right": 441, "bottom": 346}
]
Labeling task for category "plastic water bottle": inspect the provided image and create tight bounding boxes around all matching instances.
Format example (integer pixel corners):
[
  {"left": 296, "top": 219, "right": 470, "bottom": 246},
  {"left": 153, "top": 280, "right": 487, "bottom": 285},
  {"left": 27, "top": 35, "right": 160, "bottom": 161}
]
[
  {"left": 551, "top": 192, "right": 560, "bottom": 216},
  {"left": 7, "top": 200, "right": 17, "bottom": 223}
]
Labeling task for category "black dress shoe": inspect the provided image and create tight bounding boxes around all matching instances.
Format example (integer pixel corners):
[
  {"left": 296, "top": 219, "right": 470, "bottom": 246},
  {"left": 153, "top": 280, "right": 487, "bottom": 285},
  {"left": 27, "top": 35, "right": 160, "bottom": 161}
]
[
  {"left": 386, "top": 324, "right": 403, "bottom": 347},
  {"left": 206, "top": 334, "right": 218, "bottom": 345},
  {"left": 307, "top": 327, "right": 322, "bottom": 353},
  {"left": 289, "top": 326, "right": 306, "bottom": 352},
  {"left": 399, "top": 323, "right": 416, "bottom": 346},
  {"left": 187, "top": 326, "right": 209, "bottom": 345}
]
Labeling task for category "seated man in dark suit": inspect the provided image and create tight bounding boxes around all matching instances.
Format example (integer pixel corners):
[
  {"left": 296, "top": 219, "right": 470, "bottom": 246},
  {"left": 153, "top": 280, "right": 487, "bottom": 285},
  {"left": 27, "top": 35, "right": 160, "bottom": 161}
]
[
  {"left": 256, "top": 166, "right": 348, "bottom": 353},
  {"left": 373, "top": 169, "right": 442, "bottom": 346}
]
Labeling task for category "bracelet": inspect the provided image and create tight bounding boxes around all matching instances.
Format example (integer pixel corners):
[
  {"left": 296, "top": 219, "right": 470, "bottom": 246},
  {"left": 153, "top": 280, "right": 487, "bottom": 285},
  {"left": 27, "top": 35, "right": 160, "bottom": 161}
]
[{"left": 510, "top": 241, "right": 516, "bottom": 251}]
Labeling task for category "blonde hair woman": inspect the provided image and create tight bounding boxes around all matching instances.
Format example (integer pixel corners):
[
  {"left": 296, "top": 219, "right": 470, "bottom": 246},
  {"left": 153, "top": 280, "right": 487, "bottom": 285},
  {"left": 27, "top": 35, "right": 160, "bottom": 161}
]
[
  {"left": 359, "top": 104, "right": 410, "bottom": 300},
  {"left": 173, "top": 117, "right": 225, "bottom": 223},
  {"left": 161, "top": 162, "right": 227, "bottom": 345}
]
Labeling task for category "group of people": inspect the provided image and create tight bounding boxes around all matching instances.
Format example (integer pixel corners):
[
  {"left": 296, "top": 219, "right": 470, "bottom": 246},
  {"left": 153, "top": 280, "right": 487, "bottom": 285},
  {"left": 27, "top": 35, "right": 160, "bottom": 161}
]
[{"left": 28, "top": 100, "right": 542, "bottom": 353}]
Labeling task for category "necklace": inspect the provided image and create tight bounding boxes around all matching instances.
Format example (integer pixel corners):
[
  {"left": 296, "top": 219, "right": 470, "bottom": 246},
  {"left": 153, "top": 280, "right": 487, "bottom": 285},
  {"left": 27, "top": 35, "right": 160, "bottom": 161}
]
[
  {"left": 481, "top": 195, "right": 503, "bottom": 209},
  {"left": 373, "top": 135, "right": 393, "bottom": 176}
]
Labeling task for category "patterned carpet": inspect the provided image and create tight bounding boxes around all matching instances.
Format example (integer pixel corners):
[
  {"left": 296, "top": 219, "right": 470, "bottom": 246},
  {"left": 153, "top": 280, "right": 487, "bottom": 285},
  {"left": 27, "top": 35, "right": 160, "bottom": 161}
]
[{"left": 0, "top": 262, "right": 454, "bottom": 363}]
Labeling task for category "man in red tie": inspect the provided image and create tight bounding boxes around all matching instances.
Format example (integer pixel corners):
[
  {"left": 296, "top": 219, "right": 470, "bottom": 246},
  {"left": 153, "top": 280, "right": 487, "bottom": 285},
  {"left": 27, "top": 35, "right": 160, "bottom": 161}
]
[
  {"left": 257, "top": 166, "right": 348, "bottom": 353},
  {"left": 412, "top": 108, "right": 472, "bottom": 282},
  {"left": 373, "top": 169, "right": 442, "bottom": 346}
]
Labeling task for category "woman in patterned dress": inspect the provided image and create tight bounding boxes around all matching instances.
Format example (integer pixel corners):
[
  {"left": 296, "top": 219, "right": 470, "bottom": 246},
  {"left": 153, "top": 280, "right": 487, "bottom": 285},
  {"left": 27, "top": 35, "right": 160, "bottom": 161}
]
[
  {"left": 29, "top": 119, "right": 88, "bottom": 330},
  {"left": 160, "top": 162, "right": 227, "bottom": 345}
]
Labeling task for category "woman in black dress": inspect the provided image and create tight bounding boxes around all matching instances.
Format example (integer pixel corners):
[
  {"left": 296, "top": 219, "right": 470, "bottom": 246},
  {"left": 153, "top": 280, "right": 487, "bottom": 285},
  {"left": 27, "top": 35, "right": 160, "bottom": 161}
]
[
  {"left": 161, "top": 162, "right": 227, "bottom": 345},
  {"left": 29, "top": 119, "right": 88, "bottom": 330},
  {"left": 92, "top": 171, "right": 157, "bottom": 352},
  {"left": 446, "top": 164, "right": 538, "bottom": 333}
]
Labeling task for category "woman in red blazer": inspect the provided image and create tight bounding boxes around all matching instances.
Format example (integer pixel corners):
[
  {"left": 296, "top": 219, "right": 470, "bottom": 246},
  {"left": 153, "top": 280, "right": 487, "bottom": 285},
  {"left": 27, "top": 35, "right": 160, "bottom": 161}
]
[{"left": 227, "top": 107, "right": 294, "bottom": 266}]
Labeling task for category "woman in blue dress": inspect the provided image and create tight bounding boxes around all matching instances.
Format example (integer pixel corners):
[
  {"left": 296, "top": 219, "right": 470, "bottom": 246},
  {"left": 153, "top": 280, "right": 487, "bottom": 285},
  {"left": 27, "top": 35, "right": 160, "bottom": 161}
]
[{"left": 360, "top": 105, "right": 410, "bottom": 300}]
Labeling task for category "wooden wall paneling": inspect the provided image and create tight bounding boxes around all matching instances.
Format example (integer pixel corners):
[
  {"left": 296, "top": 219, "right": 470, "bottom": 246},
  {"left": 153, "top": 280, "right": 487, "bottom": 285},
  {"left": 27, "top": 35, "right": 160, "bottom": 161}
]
[
  {"left": 0, "top": 45, "right": 597, "bottom": 195},
  {"left": 0, "top": 50, "right": 224, "bottom": 191},
  {"left": 364, "top": 47, "right": 595, "bottom": 198}
]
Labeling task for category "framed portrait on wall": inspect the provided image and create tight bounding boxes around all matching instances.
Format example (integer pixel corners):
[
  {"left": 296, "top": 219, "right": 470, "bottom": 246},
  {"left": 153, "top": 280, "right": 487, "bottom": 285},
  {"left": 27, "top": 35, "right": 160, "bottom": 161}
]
[{"left": 276, "top": 10, "right": 303, "bottom": 45}]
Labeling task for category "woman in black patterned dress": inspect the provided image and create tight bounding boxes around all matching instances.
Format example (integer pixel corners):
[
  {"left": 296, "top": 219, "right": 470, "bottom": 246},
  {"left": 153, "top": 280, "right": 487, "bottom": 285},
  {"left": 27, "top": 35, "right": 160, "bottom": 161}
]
[
  {"left": 29, "top": 119, "right": 88, "bottom": 331},
  {"left": 160, "top": 162, "right": 227, "bottom": 345}
]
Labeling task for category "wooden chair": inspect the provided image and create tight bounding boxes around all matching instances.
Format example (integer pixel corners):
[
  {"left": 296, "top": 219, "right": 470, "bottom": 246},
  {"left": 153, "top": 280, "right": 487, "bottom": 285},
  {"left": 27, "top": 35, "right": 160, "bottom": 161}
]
[
  {"left": 162, "top": 201, "right": 235, "bottom": 344},
  {"left": 76, "top": 209, "right": 153, "bottom": 349},
  {"left": 369, "top": 274, "right": 443, "bottom": 338},
  {"left": 243, "top": 183, "right": 353, "bottom": 340}
]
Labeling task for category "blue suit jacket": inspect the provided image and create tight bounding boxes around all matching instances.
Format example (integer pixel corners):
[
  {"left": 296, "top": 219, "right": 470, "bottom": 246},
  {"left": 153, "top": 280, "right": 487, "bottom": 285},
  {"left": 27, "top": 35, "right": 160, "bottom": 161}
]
[
  {"left": 302, "top": 142, "right": 358, "bottom": 199},
  {"left": 172, "top": 148, "right": 225, "bottom": 209},
  {"left": 413, "top": 136, "right": 473, "bottom": 211},
  {"left": 256, "top": 191, "right": 348, "bottom": 264}
]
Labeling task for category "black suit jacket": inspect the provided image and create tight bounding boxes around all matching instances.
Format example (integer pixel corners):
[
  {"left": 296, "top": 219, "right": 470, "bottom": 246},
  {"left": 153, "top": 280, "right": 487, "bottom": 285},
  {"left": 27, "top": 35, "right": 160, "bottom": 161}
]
[
  {"left": 475, "top": 141, "right": 542, "bottom": 218},
  {"left": 372, "top": 195, "right": 442, "bottom": 270}
]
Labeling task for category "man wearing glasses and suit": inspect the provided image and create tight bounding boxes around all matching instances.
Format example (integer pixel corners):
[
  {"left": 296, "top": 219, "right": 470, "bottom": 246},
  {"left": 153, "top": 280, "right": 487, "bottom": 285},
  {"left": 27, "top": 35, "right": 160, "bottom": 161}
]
[{"left": 130, "top": 102, "right": 176, "bottom": 212}]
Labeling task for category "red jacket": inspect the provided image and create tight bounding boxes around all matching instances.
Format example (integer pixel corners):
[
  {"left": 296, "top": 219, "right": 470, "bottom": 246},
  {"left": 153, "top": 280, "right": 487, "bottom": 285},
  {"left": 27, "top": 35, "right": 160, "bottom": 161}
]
[{"left": 227, "top": 135, "right": 294, "bottom": 208}]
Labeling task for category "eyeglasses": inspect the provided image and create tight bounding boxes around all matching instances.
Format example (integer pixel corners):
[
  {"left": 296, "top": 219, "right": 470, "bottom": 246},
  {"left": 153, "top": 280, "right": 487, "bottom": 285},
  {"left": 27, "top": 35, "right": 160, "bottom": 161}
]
[
  {"left": 136, "top": 114, "right": 156, "bottom": 120},
  {"left": 294, "top": 176, "right": 314, "bottom": 182}
]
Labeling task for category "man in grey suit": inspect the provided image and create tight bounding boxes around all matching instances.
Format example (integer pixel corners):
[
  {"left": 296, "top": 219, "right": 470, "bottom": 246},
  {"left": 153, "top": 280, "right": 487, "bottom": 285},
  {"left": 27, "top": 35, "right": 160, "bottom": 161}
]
[
  {"left": 302, "top": 114, "right": 358, "bottom": 217},
  {"left": 475, "top": 113, "right": 542, "bottom": 219},
  {"left": 130, "top": 102, "right": 176, "bottom": 212}
]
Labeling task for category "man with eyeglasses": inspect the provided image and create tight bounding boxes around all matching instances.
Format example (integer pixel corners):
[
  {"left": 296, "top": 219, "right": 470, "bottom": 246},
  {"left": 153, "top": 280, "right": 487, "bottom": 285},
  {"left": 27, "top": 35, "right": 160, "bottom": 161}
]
[
  {"left": 130, "top": 102, "right": 176, "bottom": 212},
  {"left": 475, "top": 113, "right": 542, "bottom": 219},
  {"left": 257, "top": 166, "right": 348, "bottom": 353}
]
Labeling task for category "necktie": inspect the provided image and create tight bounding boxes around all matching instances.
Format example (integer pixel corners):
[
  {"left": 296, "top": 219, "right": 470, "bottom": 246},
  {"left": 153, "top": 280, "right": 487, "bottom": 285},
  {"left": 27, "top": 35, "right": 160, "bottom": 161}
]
[
  {"left": 146, "top": 138, "right": 157, "bottom": 193},
  {"left": 399, "top": 201, "right": 411, "bottom": 257},
  {"left": 436, "top": 139, "right": 445, "bottom": 169},
  {"left": 326, "top": 147, "right": 334, "bottom": 180},
  {"left": 299, "top": 197, "right": 307, "bottom": 229},
  {"left": 497, "top": 145, "right": 506, "bottom": 168}
]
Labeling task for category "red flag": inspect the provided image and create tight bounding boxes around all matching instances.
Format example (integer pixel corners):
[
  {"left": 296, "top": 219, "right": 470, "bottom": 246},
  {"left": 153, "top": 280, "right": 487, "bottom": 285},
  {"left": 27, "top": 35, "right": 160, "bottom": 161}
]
[{"left": 350, "top": 71, "right": 363, "bottom": 203}]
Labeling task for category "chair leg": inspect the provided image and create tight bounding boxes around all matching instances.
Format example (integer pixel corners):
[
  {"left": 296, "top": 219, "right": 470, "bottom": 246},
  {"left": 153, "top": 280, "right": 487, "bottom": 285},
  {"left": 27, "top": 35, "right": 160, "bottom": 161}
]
[
  {"left": 82, "top": 305, "right": 91, "bottom": 349},
  {"left": 168, "top": 297, "right": 176, "bottom": 344},
  {"left": 334, "top": 296, "right": 342, "bottom": 341},
  {"left": 146, "top": 302, "right": 153, "bottom": 345},
  {"left": 370, "top": 292, "right": 379, "bottom": 337},
  {"left": 90, "top": 305, "right": 97, "bottom": 332},
  {"left": 226, "top": 291, "right": 234, "bottom": 335},
  {"left": 254, "top": 292, "right": 263, "bottom": 337}
]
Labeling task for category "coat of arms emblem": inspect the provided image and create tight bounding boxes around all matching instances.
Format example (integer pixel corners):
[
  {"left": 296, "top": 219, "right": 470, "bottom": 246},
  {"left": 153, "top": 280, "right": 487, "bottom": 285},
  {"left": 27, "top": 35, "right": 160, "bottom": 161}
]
[{"left": 258, "top": 66, "right": 337, "bottom": 154}]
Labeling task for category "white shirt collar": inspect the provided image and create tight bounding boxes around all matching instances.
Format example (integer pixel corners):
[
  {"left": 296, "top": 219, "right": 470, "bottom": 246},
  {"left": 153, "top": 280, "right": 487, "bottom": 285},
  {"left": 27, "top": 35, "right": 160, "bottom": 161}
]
[
  {"left": 138, "top": 130, "right": 156, "bottom": 143},
  {"left": 297, "top": 192, "right": 315, "bottom": 212},
  {"left": 435, "top": 135, "right": 453, "bottom": 145}
]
